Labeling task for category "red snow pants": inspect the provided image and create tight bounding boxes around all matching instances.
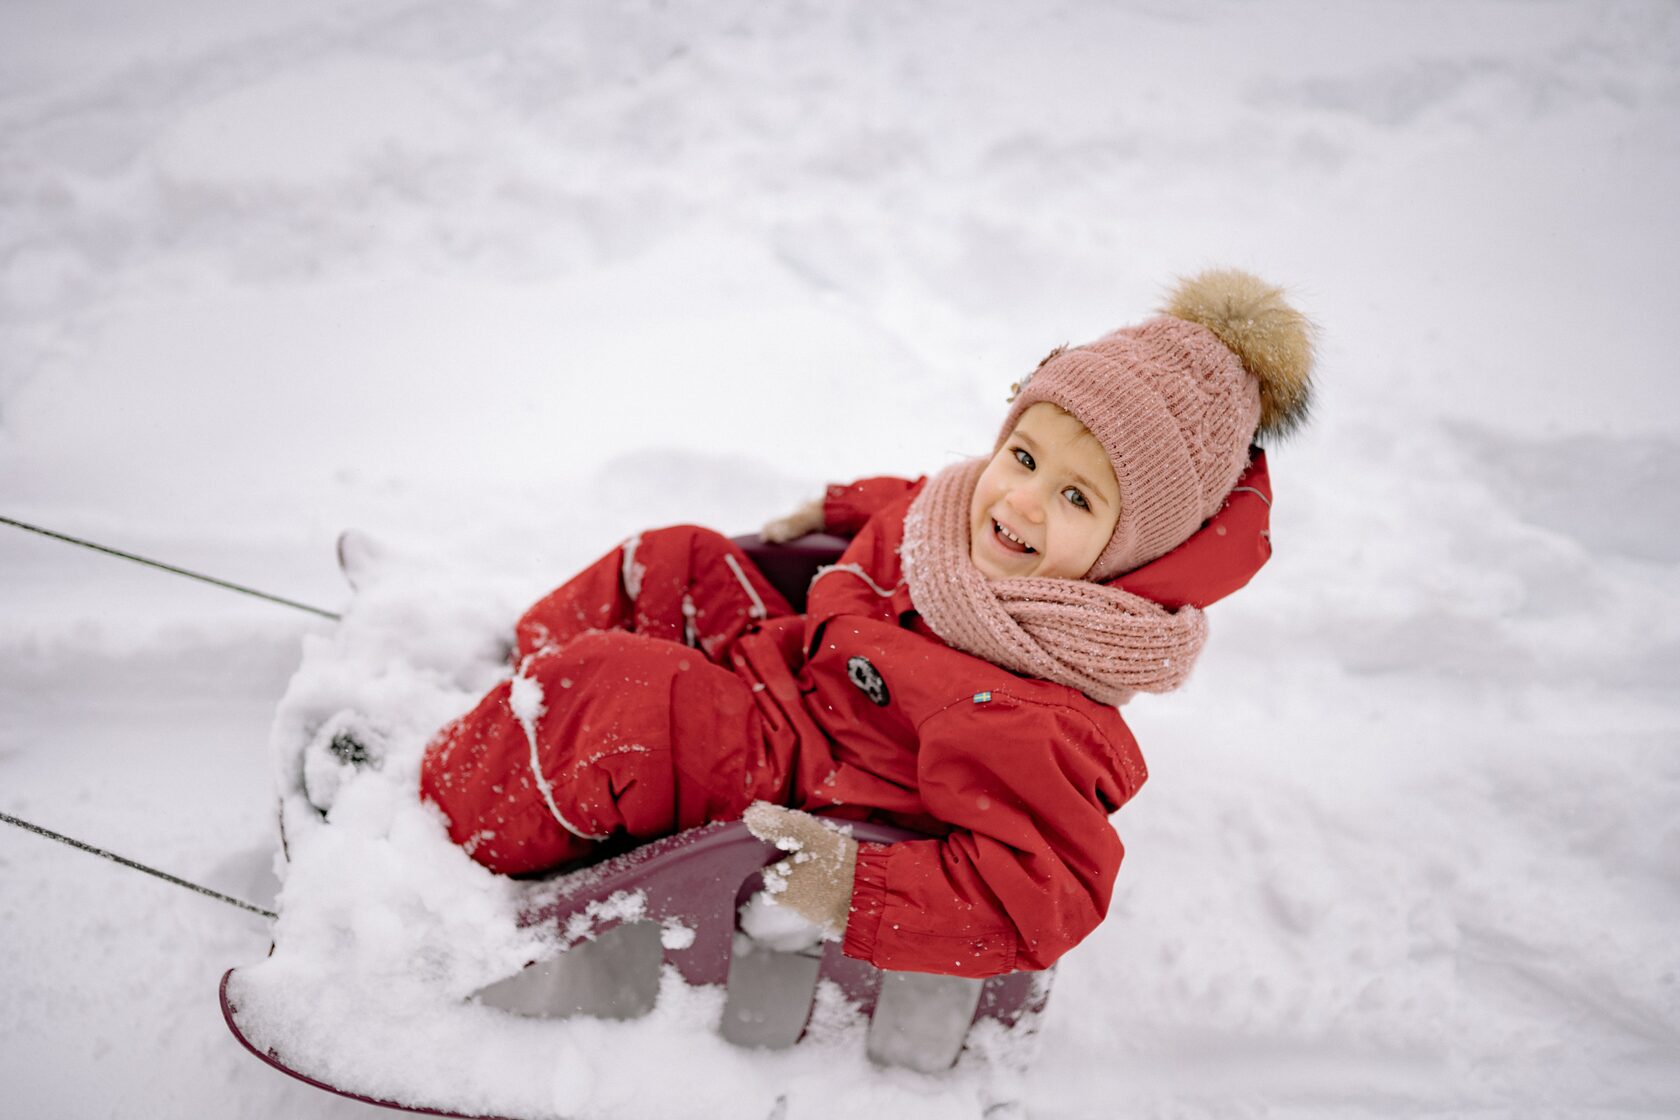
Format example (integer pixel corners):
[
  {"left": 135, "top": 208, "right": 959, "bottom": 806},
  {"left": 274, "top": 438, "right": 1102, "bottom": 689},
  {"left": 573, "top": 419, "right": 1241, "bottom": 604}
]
[{"left": 419, "top": 526, "right": 797, "bottom": 875}]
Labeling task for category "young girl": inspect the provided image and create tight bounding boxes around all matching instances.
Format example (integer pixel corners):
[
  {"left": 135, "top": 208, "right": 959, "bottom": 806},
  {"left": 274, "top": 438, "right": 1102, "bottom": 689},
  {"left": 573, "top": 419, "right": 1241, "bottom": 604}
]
[{"left": 419, "top": 269, "right": 1314, "bottom": 979}]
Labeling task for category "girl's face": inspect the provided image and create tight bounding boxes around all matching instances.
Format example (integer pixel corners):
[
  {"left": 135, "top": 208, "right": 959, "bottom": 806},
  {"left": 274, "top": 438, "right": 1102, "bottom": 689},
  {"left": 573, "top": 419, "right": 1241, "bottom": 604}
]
[{"left": 969, "top": 402, "right": 1121, "bottom": 581}]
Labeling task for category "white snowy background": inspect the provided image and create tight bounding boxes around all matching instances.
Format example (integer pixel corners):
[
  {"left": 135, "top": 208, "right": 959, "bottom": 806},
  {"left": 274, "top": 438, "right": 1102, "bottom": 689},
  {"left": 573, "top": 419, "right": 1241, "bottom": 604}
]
[{"left": 3, "top": 0, "right": 1678, "bottom": 1117}]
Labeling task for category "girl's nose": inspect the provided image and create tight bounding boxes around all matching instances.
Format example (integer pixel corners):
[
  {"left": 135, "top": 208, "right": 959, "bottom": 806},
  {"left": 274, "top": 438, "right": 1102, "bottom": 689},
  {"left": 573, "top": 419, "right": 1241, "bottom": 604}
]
[{"left": 1006, "top": 486, "right": 1046, "bottom": 524}]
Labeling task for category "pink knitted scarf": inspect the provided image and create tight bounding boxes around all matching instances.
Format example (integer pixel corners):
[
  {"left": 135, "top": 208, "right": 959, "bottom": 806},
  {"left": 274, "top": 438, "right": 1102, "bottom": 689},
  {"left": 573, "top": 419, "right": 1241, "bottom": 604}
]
[{"left": 900, "top": 459, "right": 1209, "bottom": 706}]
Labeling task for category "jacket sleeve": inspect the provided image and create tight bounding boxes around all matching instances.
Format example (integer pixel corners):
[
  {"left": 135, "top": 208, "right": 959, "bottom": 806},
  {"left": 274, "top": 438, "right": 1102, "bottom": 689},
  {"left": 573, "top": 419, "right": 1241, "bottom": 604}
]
[
  {"left": 822, "top": 477, "right": 920, "bottom": 538},
  {"left": 840, "top": 694, "right": 1144, "bottom": 977}
]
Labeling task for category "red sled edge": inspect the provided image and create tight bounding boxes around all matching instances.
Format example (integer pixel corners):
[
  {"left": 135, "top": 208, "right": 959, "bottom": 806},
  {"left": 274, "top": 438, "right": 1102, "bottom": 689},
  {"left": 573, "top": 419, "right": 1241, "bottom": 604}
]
[{"left": 219, "top": 968, "right": 522, "bottom": 1120}]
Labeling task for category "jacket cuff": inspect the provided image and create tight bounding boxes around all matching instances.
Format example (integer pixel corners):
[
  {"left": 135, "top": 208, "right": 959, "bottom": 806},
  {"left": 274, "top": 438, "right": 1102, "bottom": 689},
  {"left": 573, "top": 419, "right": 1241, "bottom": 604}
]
[
  {"left": 840, "top": 841, "right": 892, "bottom": 964},
  {"left": 822, "top": 483, "right": 865, "bottom": 538},
  {"left": 822, "top": 477, "right": 918, "bottom": 537}
]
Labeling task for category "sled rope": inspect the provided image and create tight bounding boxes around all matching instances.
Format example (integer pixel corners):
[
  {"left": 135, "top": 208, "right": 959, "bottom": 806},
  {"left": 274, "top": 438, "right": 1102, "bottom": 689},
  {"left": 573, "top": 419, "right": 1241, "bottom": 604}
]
[
  {"left": 0, "top": 810, "right": 277, "bottom": 920},
  {"left": 1, "top": 515, "right": 340, "bottom": 621}
]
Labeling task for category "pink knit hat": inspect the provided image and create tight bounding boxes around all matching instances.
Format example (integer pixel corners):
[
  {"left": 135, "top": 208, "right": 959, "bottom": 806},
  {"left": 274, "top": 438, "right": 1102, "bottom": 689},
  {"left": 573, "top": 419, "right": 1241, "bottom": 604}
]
[{"left": 999, "top": 269, "right": 1314, "bottom": 581}]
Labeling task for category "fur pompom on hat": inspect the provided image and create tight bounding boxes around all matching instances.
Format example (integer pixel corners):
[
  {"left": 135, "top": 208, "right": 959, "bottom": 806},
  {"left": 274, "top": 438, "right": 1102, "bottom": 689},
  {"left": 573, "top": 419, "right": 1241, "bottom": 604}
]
[{"left": 1000, "top": 269, "right": 1315, "bottom": 581}]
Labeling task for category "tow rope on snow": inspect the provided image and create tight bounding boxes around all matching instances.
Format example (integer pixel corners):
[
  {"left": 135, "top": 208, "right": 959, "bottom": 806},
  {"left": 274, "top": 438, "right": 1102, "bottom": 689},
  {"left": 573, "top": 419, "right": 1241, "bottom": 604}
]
[
  {"left": 0, "top": 810, "right": 277, "bottom": 920},
  {"left": 1, "top": 514, "right": 341, "bottom": 621},
  {"left": 1, "top": 516, "right": 316, "bottom": 923}
]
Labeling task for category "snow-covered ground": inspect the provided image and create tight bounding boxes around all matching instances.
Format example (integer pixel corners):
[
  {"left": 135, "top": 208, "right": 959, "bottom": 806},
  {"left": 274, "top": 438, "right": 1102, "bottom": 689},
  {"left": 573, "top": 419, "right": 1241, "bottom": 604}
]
[{"left": 2, "top": 1, "right": 1677, "bottom": 1116}]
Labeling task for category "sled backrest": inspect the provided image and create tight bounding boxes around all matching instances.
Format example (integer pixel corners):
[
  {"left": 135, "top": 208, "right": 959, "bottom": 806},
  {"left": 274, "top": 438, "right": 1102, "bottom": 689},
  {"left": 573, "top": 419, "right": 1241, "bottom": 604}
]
[{"left": 731, "top": 532, "right": 854, "bottom": 613}]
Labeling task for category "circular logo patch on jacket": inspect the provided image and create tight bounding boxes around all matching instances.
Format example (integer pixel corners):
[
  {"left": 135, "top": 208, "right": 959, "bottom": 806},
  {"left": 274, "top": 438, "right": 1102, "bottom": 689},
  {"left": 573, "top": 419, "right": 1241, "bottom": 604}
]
[{"left": 846, "top": 655, "right": 890, "bottom": 707}]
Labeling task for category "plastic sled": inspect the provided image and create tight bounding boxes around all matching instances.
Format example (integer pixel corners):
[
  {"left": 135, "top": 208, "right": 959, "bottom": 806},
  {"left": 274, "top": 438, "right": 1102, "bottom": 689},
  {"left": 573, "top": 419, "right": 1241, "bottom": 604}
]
[
  {"left": 225, "top": 818, "right": 1050, "bottom": 1114},
  {"left": 221, "top": 533, "right": 1054, "bottom": 1116}
]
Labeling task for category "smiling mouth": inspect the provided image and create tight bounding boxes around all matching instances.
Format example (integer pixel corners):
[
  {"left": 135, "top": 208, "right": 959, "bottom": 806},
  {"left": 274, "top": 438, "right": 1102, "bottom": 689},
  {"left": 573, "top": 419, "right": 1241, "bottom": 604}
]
[{"left": 992, "top": 519, "right": 1036, "bottom": 554}]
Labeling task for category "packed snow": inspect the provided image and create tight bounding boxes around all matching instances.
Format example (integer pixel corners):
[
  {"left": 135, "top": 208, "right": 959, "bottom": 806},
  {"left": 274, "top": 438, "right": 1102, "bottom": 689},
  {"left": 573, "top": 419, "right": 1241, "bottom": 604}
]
[{"left": 3, "top": 1, "right": 1678, "bottom": 1117}]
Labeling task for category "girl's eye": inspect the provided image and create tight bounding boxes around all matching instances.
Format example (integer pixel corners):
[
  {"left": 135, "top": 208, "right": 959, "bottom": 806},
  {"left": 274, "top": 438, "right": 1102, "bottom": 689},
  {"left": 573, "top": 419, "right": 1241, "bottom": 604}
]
[
  {"left": 1063, "top": 487, "right": 1090, "bottom": 511},
  {"left": 1012, "top": 448, "right": 1036, "bottom": 470}
]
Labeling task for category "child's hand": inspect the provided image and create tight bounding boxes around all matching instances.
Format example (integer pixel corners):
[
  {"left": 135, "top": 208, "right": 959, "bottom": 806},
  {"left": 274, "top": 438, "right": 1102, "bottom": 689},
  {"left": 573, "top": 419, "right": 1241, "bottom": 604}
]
[
  {"left": 760, "top": 497, "right": 825, "bottom": 543},
  {"left": 742, "top": 802, "right": 858, "bottom": 936}
]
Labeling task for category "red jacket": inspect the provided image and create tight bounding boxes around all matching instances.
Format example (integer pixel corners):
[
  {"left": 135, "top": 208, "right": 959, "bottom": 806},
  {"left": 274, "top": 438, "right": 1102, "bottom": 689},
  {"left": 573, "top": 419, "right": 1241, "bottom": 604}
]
[{"left": 730, "top": 453, "right": 1274, "bottom": 976}]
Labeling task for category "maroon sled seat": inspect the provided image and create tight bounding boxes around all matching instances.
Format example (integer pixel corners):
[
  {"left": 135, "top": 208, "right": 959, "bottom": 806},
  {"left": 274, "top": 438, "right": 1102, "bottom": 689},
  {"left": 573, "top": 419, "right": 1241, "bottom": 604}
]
[{"left": 499, "top": 816, "right": 1049, "bottom": 1055}]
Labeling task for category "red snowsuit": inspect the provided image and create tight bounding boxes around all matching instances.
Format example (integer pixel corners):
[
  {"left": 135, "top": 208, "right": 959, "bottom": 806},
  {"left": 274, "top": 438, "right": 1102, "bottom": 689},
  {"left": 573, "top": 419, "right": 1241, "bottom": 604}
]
[{"left": 420, "top": 454, "right": 1273, "bottom": 978}]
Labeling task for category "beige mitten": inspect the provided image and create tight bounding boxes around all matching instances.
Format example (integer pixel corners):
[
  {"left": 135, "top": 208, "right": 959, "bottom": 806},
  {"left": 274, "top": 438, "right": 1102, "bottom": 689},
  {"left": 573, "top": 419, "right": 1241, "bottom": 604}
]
[
  {"left": 742, "top": 802, "right": 858, "bottom": 936},
  {"left": 760, "top": 497, "right": 825, "bottom": 544}
]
